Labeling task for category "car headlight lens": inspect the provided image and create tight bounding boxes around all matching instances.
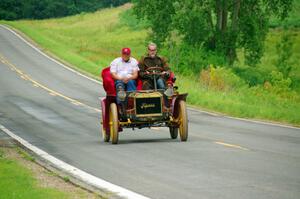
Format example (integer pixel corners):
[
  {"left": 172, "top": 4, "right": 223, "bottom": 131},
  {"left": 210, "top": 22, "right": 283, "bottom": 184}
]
[{"left": 164, "top": 87, "right": 173, "bottom": 97}]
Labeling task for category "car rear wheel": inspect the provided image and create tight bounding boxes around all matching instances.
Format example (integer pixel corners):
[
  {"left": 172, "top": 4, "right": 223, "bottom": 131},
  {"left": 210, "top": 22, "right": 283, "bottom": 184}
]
[
  {"left": 169, "top": 127, "right": 178, "bottom": 139},
  {"left": 101, "top": 123, "right": 110, "bottom": 142},
  {"left": 178, "top": 100, "right": 188, "bottom": 141},
  {"left": 109, "top": 103, "right": 119, "bottom": 144}
]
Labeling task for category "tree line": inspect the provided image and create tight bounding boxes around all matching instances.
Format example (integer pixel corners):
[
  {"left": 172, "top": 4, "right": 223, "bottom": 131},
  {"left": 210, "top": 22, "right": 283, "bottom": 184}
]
[
  {"left": 133, "top": 0, "right": 293, "bottom": 67},
  {"left": 0, "top": 0, "right": 129, "bottom": 20}
]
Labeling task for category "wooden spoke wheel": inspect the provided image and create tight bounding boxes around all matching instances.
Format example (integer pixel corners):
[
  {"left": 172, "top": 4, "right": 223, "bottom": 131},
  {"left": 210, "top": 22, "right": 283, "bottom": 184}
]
[
  {"left": 178, "top": 100, "right": 188, "bottom": 141},
  {"left": 101, "top": 122, "right": 110, "bottom": 142},
  {"left": 109, "top": 103, "right": 119, "bottom": 144}
]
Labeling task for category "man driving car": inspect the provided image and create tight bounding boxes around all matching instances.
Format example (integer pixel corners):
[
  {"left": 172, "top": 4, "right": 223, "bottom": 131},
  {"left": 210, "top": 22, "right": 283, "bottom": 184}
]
[{"left": 138, "top": 43, "right": 171, "bottom": 90}]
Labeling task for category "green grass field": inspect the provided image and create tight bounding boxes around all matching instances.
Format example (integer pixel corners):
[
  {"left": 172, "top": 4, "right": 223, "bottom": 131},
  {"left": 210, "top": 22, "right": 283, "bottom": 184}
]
[
  {"left": 177, "top": 74, "right": 300, "bottom": 124},
  {"left": 2, "top": 5, "right": 147, "bottom": 77},
  {"left": 1, "top": 4, "right": 300, "bottom": 125},
  {"left": 0, "top": 148, "right": 69, "bottom": 199}
]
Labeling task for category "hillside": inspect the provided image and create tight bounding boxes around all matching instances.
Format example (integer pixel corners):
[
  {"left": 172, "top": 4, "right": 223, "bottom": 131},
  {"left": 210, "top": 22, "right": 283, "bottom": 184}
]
[
  {"left": 2, "top": 4, "right": 147, "bottom": 76},
  {"left": 1, "top": 3, "right": 300, "bottom": 125}
]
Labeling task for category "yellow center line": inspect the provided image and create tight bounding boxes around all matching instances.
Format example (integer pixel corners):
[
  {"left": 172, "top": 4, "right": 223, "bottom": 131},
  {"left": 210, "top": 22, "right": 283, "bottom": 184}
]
[
  {"left": 0, "top": 54, "right": 101, "bottom": 113},
  {"left": 215, "top": 141, "right": 249, "bottom": 151},
  {"left": 71, "top": 101, "right": 83, "bottom": 106},
  {"left": 49, "top": 92, "right": 57, "bottom": 96},
  {"left": 94, "top": 108, "right": 101, "bottom": 112}
]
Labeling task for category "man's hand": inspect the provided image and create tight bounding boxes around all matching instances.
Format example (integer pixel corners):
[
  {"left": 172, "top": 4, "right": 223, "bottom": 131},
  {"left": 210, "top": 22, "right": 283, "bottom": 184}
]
[
  {"left": 161, "top": 71, "right": 170, "bottom": 78},
  {"left": 122, "top": 77, "right": 130, "bottom": 84}
]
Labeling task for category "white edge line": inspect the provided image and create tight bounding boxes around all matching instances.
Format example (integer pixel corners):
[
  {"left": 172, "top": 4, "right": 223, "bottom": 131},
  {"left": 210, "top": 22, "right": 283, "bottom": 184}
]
[
  {"left": 188, "top": 106, "right": 300, "bottom": 130},
  {"left": 1, "top": 24, "right": 299, "bottom": 131},
  {"left": 0, "top": 124, "right": 150, "bottom": 199},
  {"left": 0, "top": 24, "right": 102, "bottom": 85},
  {"left": 224, "top": 116, "right": 300, "bottom": 130}
]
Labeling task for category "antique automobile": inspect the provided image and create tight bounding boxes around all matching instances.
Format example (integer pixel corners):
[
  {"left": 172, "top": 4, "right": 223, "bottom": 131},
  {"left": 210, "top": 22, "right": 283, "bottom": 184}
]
[{"left": 100, "top": 66, "right": 188, "bottom": 144}]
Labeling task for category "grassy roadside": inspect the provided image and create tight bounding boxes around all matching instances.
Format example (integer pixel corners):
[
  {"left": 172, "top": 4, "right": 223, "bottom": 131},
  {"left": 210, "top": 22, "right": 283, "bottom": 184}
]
[
  {"left": 0, "top": 145, "right": 104, "bottom": 199},
  {"left": 1, "top": 4, "right": 299, "bottom": 125},
  {"left": 1, "top": 4, "right": 147, "bottom": 77},
  {"left": 177, "top": 74, "right": 300, "bottom": 124}
]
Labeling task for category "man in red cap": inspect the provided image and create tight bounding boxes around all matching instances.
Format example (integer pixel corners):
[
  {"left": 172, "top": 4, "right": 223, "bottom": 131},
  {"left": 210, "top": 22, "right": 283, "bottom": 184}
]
[{"left": 110, "top": 47, "right": 139, "bottom": 104}]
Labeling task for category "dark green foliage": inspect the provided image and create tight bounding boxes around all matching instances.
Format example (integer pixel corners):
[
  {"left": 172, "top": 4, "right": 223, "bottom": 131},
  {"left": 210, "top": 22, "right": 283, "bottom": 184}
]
[
  {"left": 0, "top": 0, "right": 130, "bottom": 20},
  {"left": 0, "top": 0, "right": 22, "bottom": 20},
  {"left": 233, "top": 67, "right": 266, "bottom": 86},
  {"left": 238, "top": 1, "right": 269, "bottom": 66},
  {"left": 133, "top": 0, "right": 293, "bottom": 67},
  {"left": 291, "top": 78, "right": 300, "bottom": 92},
  {"left": 275, "top": 29, "right": 294, "bottom": 78},
  {"left": 133, "top": 0, "right": 175, "bottom": 46},
  {"left": 161, "top": 43, "right": 226, "bottom": 75},
  {"left": 172, "top": 1, "right": 212, "bottom": 46},
  {"left": 269, "top": 0, "right": 300, "bottom": 28},
  {"left": 263, "top": 0, "right": 293, "bottom": 20}
]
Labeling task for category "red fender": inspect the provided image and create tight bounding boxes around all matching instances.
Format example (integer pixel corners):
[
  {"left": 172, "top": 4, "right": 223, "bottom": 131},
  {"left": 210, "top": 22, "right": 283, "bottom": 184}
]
[
  {"left": 101, "top": 96, "right": 123, "bottom": 133},
  {"left": 101, "top": 97, "right": 110, "bottom": 134},
  {"left": 171, "top": 93, "right": 188, "bottom": 118}
]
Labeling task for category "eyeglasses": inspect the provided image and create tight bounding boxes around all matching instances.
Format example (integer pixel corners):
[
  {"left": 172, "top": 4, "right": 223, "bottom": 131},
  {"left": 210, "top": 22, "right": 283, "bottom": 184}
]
[{"left": 148, "top": 48, "right": 157, "bottom": 51}]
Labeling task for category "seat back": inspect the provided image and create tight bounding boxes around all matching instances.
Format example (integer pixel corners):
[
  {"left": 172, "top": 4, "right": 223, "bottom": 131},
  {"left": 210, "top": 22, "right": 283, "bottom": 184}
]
[
  {"left": 101, "top": 67, "right": 116, "bottom": 96},
  {"left": 101, "top": 66, "right": 172, "bottom": 94}
]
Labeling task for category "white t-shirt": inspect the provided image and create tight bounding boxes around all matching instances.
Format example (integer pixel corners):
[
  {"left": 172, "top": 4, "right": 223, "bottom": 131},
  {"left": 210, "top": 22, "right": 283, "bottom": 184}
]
[{"left": 110, "top": 57, "right": 139, "bottom": 78}]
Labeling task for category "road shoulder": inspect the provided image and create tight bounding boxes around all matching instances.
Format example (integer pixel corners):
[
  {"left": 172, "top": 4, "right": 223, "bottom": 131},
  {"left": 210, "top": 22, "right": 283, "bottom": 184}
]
[{"left": 0, "top": 131, "right": 105, "bottom": 199}]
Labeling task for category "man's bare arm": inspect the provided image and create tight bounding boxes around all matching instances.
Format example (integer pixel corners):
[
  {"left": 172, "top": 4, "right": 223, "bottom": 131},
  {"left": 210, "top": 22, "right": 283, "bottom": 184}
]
[
  {"left": 111, "top": 72, "right": 123, "bottom": 81},
  {"left": 123, "top": 70, "right": 138, "bottom": 83},
  {"left": 129, "top": 70, "right": 138, "bottom": 80}
]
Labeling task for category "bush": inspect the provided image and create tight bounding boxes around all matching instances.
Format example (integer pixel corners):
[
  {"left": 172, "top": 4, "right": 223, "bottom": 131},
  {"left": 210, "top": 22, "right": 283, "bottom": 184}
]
[
  {"left": 267, "top": 71, "right": 292, "bottom": 95},
  {"left": 199, "top": 65, "right": 246, "bottom": 92},
  {"left": 275, "top": 30, "right": 294, "bottom": 78},
  {"left": 161, "top": 43, "right": 226, "bottom": 75},
  {"left": 233, "top": 66, "right": 266, "bottom": 86}
]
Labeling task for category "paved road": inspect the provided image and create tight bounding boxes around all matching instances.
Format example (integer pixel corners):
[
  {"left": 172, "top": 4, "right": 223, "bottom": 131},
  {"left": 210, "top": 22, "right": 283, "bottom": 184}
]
[{"left": 0, "top": 25, "right": 300, "bottom": 199}]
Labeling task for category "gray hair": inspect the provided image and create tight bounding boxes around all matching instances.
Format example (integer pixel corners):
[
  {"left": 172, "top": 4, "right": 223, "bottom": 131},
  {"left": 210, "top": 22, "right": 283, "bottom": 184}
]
[{"left": 148, "top": 42, "right": 157, "bottom": 49}]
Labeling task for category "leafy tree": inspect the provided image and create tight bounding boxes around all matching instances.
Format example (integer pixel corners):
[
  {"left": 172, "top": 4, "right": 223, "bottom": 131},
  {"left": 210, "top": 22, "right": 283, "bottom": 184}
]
[
  {"left": 133, "top": 0, "right": 175, "bottom": 45},
  {"left": 133, "top": 0, "right": 293, "bottom": 66},
  {"left": 0, "top": 0, "right": 22, "bottom": 20},
  {"left": 275, "top": 29, "right": 294, "bottom": 78},
  {"left": 0, "top": 0, "right": 130, "bottom": 20}
]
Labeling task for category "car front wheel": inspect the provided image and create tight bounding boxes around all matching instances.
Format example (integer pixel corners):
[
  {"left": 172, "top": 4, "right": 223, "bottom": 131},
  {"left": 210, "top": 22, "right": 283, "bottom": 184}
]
[
  {"left": 178, "top": 100, "right": 188, "bottom": 141},
  {"left": 109, "top": 103, "right": 119, "bottom": 144}
]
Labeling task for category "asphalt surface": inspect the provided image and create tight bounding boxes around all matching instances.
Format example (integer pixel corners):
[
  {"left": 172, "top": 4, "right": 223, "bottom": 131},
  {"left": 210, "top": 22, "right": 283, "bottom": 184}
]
[{"left": 0, "top": 25, "right": 300, "bottom": 199}]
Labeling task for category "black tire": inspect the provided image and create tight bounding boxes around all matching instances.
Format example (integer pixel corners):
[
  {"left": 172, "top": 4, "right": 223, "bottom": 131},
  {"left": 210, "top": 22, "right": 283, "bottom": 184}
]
[
  {"left": 109, "top": 103, "right": 119, "bottom": 144},
  {"left": 178, "top": 100, "right": 188, "bottom": 141},
  {"left": 169, "top": 127, "right": 178, "bottom": 139}
]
